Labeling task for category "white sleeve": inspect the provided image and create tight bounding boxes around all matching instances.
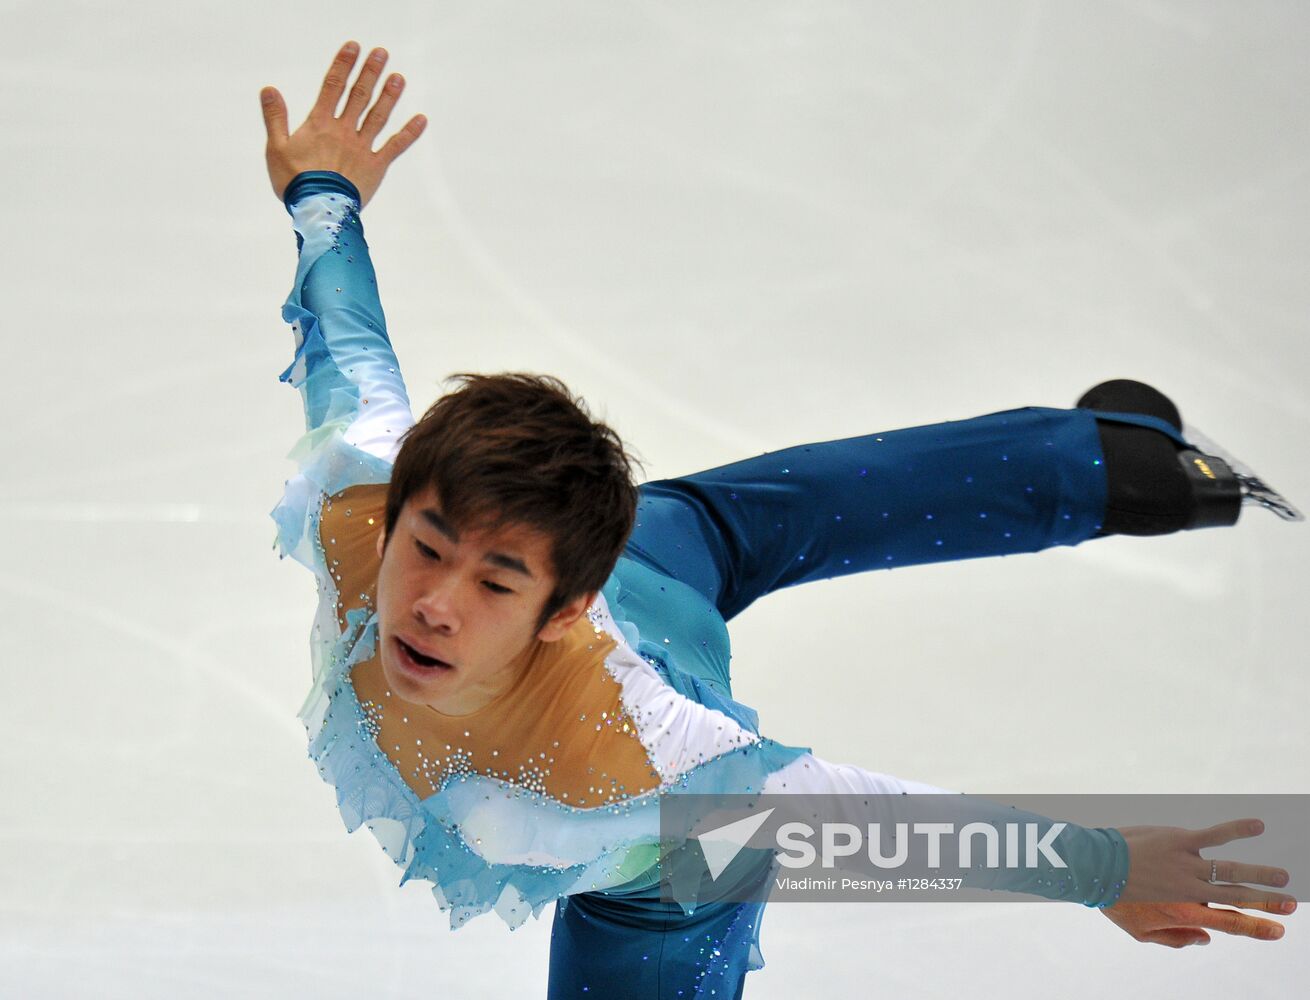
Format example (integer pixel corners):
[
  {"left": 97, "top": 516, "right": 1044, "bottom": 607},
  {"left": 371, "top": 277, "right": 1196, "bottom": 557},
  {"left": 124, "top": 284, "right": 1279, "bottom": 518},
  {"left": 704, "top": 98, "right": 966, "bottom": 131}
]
[{"left": 761, "top": 753, "right": 956, "bottom": 796}]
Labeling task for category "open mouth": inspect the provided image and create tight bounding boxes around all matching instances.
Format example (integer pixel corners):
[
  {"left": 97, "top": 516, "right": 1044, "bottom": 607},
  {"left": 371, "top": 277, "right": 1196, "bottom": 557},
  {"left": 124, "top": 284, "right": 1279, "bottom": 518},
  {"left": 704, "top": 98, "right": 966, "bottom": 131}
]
[{"left": 395, "top": 636, "right": 453, "bottom": 671}]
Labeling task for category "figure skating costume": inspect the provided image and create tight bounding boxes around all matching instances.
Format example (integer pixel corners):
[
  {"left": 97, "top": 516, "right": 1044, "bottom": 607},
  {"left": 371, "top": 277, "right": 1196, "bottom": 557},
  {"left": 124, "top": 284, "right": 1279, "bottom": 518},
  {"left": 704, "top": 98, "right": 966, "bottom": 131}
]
[{"left": 271, "top": 170, "right": 1296, "bottom": 998}]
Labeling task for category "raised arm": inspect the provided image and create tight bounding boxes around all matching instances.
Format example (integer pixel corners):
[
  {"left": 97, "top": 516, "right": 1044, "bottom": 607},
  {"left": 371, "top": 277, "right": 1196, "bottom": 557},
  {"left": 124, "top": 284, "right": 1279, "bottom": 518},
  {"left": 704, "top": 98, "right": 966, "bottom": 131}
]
[
  {"left": 262, "top": 43, "right": 426, "bottom": 569},
  {"left": 262, "top": 42, "right": 425, "bottom": 456}
]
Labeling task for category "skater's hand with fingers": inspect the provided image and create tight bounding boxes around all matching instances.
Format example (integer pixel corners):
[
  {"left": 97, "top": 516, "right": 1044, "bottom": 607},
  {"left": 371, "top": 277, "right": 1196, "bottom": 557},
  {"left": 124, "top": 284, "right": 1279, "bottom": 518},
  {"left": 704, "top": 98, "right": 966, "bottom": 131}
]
[
  {"left": 260, "top": 41, "right": 427, "bottom": 208},
  {"left": 1106, "top": 818, "right": 1295, "bottom": 945},
  {"left": 1102, "top": 899, "right": 1289, "bottom": 947}
]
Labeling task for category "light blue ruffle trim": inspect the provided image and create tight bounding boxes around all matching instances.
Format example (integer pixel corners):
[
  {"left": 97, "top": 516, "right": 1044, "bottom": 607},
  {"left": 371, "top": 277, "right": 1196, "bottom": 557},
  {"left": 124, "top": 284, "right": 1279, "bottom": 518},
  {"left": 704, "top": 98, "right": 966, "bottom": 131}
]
[
  {"left": 270, "top": 425, "right": 392, "bottom": 574},
  {"left": 297, "top": 607, "right": 809, "bottom": 933}
]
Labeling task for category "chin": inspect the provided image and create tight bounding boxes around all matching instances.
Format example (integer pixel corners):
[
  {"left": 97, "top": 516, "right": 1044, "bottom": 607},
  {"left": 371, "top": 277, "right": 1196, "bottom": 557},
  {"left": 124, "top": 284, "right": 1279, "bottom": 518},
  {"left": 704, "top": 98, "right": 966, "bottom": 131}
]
[
  {"left": 378, "top": 641, "right": 445, "bottom": 707},
  {"left": 376, "top": 645, "right": 413, "bottom": 694}
]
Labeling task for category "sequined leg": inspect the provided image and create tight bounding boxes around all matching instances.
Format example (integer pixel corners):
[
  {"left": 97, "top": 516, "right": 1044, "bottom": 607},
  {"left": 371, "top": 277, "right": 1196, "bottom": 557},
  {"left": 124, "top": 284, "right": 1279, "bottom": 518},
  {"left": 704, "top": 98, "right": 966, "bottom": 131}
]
[{"left": 629, "top": 406, "right": 1107, "bottom": 622}]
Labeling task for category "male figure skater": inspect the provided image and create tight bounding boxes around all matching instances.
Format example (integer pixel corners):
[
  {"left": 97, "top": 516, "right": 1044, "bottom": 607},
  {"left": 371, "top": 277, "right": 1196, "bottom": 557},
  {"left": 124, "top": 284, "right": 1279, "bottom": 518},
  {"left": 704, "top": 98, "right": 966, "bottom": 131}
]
[{"left": 261, "top": 42, "right": 1297, "bottom": 999}]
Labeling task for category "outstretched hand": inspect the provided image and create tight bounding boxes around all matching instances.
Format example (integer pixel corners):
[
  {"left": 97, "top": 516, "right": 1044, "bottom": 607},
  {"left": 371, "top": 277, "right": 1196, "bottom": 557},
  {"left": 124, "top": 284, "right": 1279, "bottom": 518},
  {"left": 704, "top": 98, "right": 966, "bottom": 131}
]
[
  {"left": 260, "top": 41, "right": 427, "bottom": 208},
  {"left": 1107, "top": 818, "right": 1296, "bottom": 946},
  {"left": 1104, "top": 899, "right": 1287, "bottom": 947}
]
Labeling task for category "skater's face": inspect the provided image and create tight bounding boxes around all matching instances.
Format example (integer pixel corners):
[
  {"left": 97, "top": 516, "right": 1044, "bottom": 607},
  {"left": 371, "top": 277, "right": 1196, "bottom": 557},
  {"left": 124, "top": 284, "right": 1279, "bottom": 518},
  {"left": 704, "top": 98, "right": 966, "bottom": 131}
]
[{"left": 373, "top": 487, "right": 593, "bottom": 715}]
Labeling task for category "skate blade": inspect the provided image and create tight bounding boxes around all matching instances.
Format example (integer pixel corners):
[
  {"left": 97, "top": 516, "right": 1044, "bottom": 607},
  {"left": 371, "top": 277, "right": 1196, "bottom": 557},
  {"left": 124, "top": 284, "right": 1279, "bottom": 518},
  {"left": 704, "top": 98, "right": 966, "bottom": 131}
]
[{"left": 1182, "top": 422, "right": 1305, "bottom": 523}]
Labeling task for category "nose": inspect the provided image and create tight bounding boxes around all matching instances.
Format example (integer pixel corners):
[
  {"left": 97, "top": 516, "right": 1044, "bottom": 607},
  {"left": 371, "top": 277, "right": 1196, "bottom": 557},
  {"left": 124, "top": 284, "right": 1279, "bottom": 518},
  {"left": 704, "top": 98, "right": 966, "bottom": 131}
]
[{"left": 412, "top": 576, "right": 461, "bottom": 635}]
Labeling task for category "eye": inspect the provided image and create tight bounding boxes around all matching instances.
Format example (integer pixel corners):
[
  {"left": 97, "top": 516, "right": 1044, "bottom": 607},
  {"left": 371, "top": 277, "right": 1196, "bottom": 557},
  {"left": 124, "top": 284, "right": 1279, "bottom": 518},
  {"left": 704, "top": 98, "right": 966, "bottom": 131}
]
[
  {"left": 414, "top": 539, "right": 440, "bottom": 560},
  {"left": 482, "top": 581, "right": 513, "bottom": 595}
]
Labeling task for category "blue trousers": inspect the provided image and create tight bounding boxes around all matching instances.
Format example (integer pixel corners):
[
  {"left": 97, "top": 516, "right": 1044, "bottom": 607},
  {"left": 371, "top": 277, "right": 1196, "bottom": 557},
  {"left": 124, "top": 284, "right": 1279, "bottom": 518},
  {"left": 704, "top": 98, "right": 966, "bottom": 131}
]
[{"left": 548, "top": 405, "right": 1111, "bottom": 998}]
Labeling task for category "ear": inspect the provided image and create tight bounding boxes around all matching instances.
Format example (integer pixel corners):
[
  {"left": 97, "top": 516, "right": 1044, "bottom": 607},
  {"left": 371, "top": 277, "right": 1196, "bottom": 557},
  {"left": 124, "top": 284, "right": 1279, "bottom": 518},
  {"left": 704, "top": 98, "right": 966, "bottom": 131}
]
[
  {"left": 376, "top": 527, "right": 386, "bottom": 560},
  {"left": 536, "top": 591, "right": 597, "bottom": 642}
]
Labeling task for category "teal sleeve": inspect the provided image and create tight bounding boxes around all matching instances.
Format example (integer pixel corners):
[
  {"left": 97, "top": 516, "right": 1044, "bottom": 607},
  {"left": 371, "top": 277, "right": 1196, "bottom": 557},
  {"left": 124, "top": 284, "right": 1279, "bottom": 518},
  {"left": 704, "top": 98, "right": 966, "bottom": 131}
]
[
  {"left": 862, "top": 793, "right": 1130, "bottom": 907},
  {"left": 756, "top": 756, "right": 1131, "bottom": 907},
  {"left": 951, "top": 801, "right": 1130, "bottom": 907},
  {"left": 269, "top": 171, "right": 414, "bottom": 573},
  {"left": 277, "top": 170, "right": 414, "bottom": 455}
]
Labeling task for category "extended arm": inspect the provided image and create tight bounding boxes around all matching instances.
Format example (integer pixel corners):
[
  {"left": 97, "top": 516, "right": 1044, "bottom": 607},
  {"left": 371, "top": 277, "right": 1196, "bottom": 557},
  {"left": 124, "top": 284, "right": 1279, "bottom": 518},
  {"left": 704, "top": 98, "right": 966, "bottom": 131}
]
[
  {"left": 755, "top": 751, "right": 1294, "bottom": 941},
  {"left": 755, "top": 751, "right": 1130, "bottom": 906},
  {"left": 588, "top": 594, "right": 1294, "bottom": 930}
]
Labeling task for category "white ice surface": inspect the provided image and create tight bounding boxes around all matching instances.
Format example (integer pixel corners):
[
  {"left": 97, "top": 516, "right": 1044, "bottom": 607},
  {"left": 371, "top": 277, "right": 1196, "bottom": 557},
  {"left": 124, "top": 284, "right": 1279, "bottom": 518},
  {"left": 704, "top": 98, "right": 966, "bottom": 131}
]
[{"left": 2, "top": 1, "right": 1307, "bottom": 997}]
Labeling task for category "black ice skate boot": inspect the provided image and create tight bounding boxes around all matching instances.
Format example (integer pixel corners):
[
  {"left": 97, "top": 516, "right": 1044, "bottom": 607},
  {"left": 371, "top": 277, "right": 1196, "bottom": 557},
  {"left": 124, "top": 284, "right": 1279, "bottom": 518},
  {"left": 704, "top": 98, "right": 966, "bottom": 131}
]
[{"left": 1076, "top": 378, "right": 1303, "bottom": 536}]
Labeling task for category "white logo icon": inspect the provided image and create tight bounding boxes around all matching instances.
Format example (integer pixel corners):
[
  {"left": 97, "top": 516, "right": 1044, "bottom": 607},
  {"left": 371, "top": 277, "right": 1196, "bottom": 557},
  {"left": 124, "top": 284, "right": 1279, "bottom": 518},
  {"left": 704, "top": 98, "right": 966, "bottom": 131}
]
[{"left": 695, "top": 807, "right": 776, "bottom": 880}]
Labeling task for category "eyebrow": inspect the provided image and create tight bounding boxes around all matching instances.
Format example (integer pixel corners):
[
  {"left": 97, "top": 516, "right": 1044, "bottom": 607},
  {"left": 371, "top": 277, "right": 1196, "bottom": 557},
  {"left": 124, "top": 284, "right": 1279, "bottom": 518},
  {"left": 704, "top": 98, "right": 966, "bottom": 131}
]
[{"left": 419, "top": 508, "right": 536, "bottom": 579}]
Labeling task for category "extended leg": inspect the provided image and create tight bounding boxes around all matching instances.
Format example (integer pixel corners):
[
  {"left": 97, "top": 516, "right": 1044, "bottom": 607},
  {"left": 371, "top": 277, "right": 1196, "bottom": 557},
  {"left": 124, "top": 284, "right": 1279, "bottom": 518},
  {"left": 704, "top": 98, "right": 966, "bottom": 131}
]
[
  {"left": 625, "top": 382, "right": 1300, "bottom": 623},
  {"left": 627, "top": 405, "right": 1107, "bottom": 622}
]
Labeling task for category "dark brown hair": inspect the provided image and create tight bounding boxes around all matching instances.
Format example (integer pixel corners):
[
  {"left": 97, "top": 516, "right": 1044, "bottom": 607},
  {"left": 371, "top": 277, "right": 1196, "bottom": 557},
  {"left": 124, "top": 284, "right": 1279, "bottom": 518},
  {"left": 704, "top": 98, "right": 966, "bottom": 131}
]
[{"left": 384, "top": 373, "right": 640, "bottom": 629}]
